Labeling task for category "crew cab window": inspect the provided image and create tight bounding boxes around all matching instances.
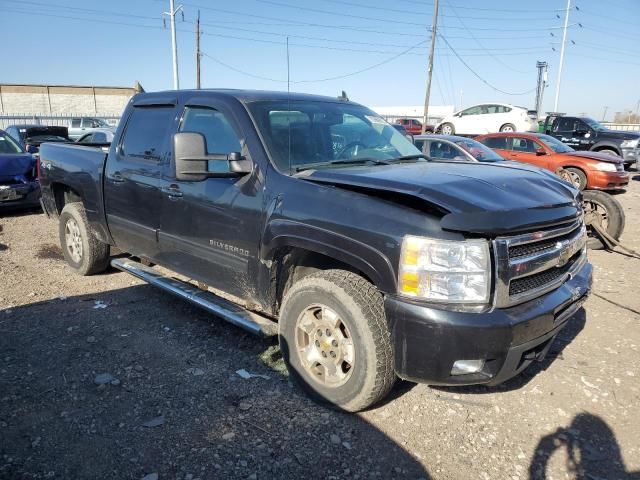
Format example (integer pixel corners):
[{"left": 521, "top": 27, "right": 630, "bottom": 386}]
[
  {"left": 179, "top": 106, "right": 242, "bottom": 173},
  {"left": 79, "top": 133, "right": 93, "bottom": 143},
  {"left": 121, "top": 106, "right": 175, "bottom": 160},
  {"left": 71, "top": 119, "right": 81, "bottom": 128},
  {"left": 93, "top": 132, "right": 107, "bottom": 143},
  {"left": 554, "top": 117, "right": 575, "bottom": 132},
  {"left": 511, "top": 137, "right": 537, "bottom": 153},
  {"left": 81, "top": 118, "right": 95, "bottom": 128},
  {"left": 482, "top": 137, "right": 508, "bottom": 150}
]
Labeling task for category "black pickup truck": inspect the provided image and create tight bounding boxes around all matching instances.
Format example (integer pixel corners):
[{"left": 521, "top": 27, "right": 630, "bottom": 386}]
[
  {"left": 39, "top": 90, "right": 592, "bottom": 411},
  {"left": 543, "top": 114, "right": 640, "bottom": 169}
]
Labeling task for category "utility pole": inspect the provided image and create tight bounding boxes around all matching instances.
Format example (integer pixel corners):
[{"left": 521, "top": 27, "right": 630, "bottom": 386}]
[
  {"left": 422, "top": 0, "right": 439, "bottom": 134},
  {"left": 534, "top": 61, "right": 548, "bottom": 118},
  {"left": 601, "top": 106, "right": 608, "bottom": 121},
  {"left": 163, "top": 0, "right": 183, "bottom": 90},
  {"left": 553, "top": 0, "right": 571, "bottom": 111},
  {"left": 195, "top": 10, "right": 202, "bottom": 89}
]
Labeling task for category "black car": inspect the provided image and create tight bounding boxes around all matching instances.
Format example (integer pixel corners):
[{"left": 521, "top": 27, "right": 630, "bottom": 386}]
[
  {"left": 543, "top": 115, "right": 640, "bottom": 169},
  {"left": 0, "top": 129, "right": 40, "bottom": 210},
  {"left": 4, "top": 124, "right": 72, "bottom": 155}
]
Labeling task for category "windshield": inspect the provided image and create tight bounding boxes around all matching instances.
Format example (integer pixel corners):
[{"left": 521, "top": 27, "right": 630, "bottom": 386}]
[
  {"left": 536, "top": 134, "right": 574, "bottom": 153},
  {"left": 247, "top": 101, "right": 422, "bottom": 172},
  {"left": 453, "top": 138, "right": 504, "bottom": 162},
  {"left": 582, "top": 117, "right": 605, "bottom": 131},
  {"left": 0, "top": 132, "right": 25, "bottom": 154}
]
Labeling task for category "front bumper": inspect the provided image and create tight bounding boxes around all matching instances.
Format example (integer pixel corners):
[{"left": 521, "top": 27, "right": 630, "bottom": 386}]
[
  {"left": 621, "top": 147, "right": 639, "bottom": 165},
  {"left": 386, "top": 260, "right": 592, "bottom": 386},
  {"left": 0, "top": 181, "right": 41, "bottom": 210},
  {"left": 587, "top": 170, "right": 629, "bottom": 190}
]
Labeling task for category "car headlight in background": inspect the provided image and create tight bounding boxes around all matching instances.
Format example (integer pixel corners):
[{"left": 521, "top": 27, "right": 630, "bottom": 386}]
[
  {"left": 593, "top": 162, "right": 618, "bottom": 172},
  {"left": 398, "top": 236, "right": 491, "bottom": 303},
  {"left": 621, "top": 139, "right": 639, "bottom": 149}
]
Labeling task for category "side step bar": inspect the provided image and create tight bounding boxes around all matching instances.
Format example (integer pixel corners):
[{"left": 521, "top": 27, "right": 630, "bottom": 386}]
[{"left": 111, "top": 258, "right": 278, "bottom": 337}]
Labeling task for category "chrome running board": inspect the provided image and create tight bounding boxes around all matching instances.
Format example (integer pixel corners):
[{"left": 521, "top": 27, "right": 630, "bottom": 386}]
[{"left": 111, "top": 258, "right": 278, "bottom": 337}]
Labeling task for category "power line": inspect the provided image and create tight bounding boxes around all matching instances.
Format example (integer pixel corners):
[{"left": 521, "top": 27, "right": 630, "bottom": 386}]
[
  {"left": 438, "top": 34, "right": 537, "bottom": 96},
  {"left": 201, "top": 39, "right": 427, "bottom": 84}
]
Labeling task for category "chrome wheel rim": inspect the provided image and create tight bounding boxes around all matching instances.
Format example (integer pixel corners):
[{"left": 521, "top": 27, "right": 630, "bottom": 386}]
[
  {"left": 567, "top": 171, "right": 582, "bottom": 188},
  {"left": 442, "top": 125, "right": 452, "bottom": 135},
  {"left": 501, "top": 125, "right": 514, "bottom": 132},
  {"left": 294, "top": 304, "right": 355, "bottom": 387},
  {"left": 65, "top": 218, "right": 83, "bottom": 263}
]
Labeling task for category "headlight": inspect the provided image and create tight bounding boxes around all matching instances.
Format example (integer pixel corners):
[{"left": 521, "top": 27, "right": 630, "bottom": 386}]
[
  {"left": 621, "top": 139, "right": 639, "bottom": 148},
  {"left": 398, "top": 236, "right": 491, "bottom": 303},
  {"left": 593, "top": 162, "right": 617, "bottom": 172}
]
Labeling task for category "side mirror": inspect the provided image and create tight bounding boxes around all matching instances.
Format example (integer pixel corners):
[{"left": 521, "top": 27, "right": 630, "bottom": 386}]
[
  {"left": 173, "top": 132, "right": 252, "bottom": 182},
  {"left": 535, "top": 148, "right": 546, "bottom": 156}
]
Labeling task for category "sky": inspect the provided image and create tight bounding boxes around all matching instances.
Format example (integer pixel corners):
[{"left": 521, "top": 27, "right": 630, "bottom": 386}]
[{"left": 1, "top": 0, "right": 639, "bottom": 120}]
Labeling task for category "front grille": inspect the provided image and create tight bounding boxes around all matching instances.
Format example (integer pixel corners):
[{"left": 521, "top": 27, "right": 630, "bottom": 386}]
[
  {"left": 509, "top": 251, "right": 580, "bottom": 296},
  {"left": 494, "top": 218, "right": 587, "bottom": 307}
]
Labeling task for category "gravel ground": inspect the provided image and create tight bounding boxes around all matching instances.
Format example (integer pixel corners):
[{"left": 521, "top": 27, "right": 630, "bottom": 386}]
[{"left": 1, "top": 173, "right": 639, "bottom": 480}]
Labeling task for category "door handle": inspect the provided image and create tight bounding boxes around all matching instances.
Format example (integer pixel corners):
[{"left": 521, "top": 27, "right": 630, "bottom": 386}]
[
  {"left": 163, "top": 184, "right": 183, "bottom": 199},
  {"left": 111, "top": 172, "right": 125, "bottom": 184}
]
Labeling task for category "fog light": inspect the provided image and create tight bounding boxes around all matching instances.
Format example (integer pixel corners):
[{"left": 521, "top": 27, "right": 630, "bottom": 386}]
[{"left": 451, "top": 359, "right": 485, "bottom": 376}]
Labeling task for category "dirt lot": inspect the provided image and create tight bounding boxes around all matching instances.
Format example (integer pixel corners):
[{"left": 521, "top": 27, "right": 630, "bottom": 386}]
[{"left": 1, "top": 174, "right": 639, "bottom": 480}]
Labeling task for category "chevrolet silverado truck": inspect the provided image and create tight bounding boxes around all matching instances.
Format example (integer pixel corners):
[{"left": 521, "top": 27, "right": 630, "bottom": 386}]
[
  {"left": 543, "top": 114, "right": 640, "bottom": 169},
  {"left": 38, "top": 90, "right": 592, "bottom": 411}
]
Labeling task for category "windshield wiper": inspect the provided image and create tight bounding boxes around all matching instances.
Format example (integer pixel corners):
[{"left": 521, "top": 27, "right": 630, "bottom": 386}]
[
  {"left": 389, "top": 154, "right": 430, "bottom": 162},
  {"left": 295, "top": 157, "right": 391, "bottom": 172}
]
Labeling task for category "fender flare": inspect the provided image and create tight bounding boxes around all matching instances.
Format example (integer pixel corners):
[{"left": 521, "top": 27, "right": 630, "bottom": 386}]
[{"left": 261, "top": 219, "right": 397, "bottom": 294}]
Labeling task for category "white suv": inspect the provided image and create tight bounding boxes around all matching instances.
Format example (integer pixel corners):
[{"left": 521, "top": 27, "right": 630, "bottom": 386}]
[{"left": 436, "top": 103, "right": 537, "bottom": 135}]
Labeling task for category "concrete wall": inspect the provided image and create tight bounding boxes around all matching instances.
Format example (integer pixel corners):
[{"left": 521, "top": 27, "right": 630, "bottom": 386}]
[{"left": 0, "top": 83, "right": 141, "bottom": 116}]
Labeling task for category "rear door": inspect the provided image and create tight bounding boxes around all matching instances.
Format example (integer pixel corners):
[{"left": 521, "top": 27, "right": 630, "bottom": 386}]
[
  {"left": 157, "top": 99, "right": 264, "bottom": 298},
  {"left": 104, "top": 103, "right": 178, "bottom": 259},
  {"left": 69, "top": 118, "right": 82, "bottom": 139}
]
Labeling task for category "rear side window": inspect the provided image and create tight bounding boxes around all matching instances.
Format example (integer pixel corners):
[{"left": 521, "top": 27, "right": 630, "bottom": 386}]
[
  {"left": 122, "top": 107, "right": 175, "bottom": 160},
  {"left": 482, "top": 137, "right": 508, "bottom": 149},
  {"left": 71, "top": 119, "right": 81, "bottom": 128}
]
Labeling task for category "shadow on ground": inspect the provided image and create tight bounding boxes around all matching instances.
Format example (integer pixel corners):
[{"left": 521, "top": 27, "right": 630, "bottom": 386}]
[
  {"left": 529, "top": 413, "right": 640, "bottom": 479},
  {"left": 0, "top": 286, "right": 430, "bottom": 479}
]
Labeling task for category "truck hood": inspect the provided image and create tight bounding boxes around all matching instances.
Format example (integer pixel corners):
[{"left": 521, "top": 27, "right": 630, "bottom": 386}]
[
  {"left": 0, "top": 153, "right": 36, "bottom": 178},
  {"left": 299, "top": 161, "right": 581, "bottom": 235},
  {"left": 599, "top": 129, "right": 640, "bottom": 141},
  {"left": 563, "top": 151, "right": 624, "bottom": 164}
]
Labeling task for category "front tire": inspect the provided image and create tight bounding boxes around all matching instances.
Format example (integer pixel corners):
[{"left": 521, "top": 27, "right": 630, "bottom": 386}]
[
  {"left": 564, "top": 167, "right": 588, "bottom": 191},
  {"left": 59, "top": 202, "right": 110, "bottom": 275},
  {"left": 279, "top": 270, "right": 395, "bottom": 412}
]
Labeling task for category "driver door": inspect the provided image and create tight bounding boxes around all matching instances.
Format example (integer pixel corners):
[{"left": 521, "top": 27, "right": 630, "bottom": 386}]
[{"left": 157, "top": 100, "right": 264, "bottom": 299}]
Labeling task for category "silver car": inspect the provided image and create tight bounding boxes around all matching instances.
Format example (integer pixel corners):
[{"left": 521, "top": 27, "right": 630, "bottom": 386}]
[{"left": 67, "top": 117, "right": 113, "bottom": 140}]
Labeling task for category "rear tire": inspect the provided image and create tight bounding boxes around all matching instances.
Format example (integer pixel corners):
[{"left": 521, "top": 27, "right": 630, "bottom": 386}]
[
  {"left": 564, "top": 167, "right": 588, "bottom": 191},
  {"left": 582, "top": 191, "right": 625, "bottom": 250},
  {"left": 59, "top": 202, "right": 110, "bottom": 275},
  {"left": 278, "top": 270, "right": 395, "bottom": 412},
  {"left": 500, "top": 123, "right": 516, "bottom": 132},
  {"left": 440, "top": 123, "right": 455, "bottom": 135}
]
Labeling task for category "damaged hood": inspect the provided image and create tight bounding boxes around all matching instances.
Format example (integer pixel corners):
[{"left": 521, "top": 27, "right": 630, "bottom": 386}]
[
  {"left": 563, "top": 151, "right": 623, "bottom": 164},
  {"left": 299, "top": 161, "right": 581, "bottom": 235},
  {"left": 0, "top": 153, "right": 36, "bottom": 179}
]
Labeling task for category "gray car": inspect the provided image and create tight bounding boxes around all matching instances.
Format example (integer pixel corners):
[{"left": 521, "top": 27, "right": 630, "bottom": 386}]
[
  {"left": 67, "top": 117, "right": 113, "bottom": 140},
  {"left": 412, "top": 134, "right": 506, "bottom": 163},
  {"left": 76, "top": 128, "right": 115, "bottom": 144}
]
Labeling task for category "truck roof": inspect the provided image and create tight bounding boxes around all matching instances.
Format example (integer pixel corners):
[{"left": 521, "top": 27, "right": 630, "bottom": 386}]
[{"left": 132, "top": 89, "right": 360, "bottom": 106}]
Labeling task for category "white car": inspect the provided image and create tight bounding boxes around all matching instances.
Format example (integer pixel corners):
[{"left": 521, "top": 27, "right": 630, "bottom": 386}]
[{"left": 436, "top": 103, "right": 537, "bottom": 135}]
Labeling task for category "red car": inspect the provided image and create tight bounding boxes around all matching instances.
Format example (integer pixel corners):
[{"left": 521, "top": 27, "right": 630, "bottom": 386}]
[
  {"left": 476, "top": 132, "right": 629, "bottom": 191},
  {"left": 395, "top": 118, "right": 434, "bottom": 135}
]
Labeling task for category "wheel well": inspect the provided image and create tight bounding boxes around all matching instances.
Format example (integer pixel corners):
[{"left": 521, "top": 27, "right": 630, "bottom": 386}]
[
  {"left": 593, "top": 145, "right": 621, "bottom": 155},
  {"left": 271, "top": 247, "right": 373, "bottom": 314},
  {"left": 51, "top": 183, "right": 82, "bottom": 215}
]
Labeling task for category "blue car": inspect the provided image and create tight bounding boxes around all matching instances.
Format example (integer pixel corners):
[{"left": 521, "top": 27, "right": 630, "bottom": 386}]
[{"left": 0, "top": 129, "right": 40, "bottom": 211}]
